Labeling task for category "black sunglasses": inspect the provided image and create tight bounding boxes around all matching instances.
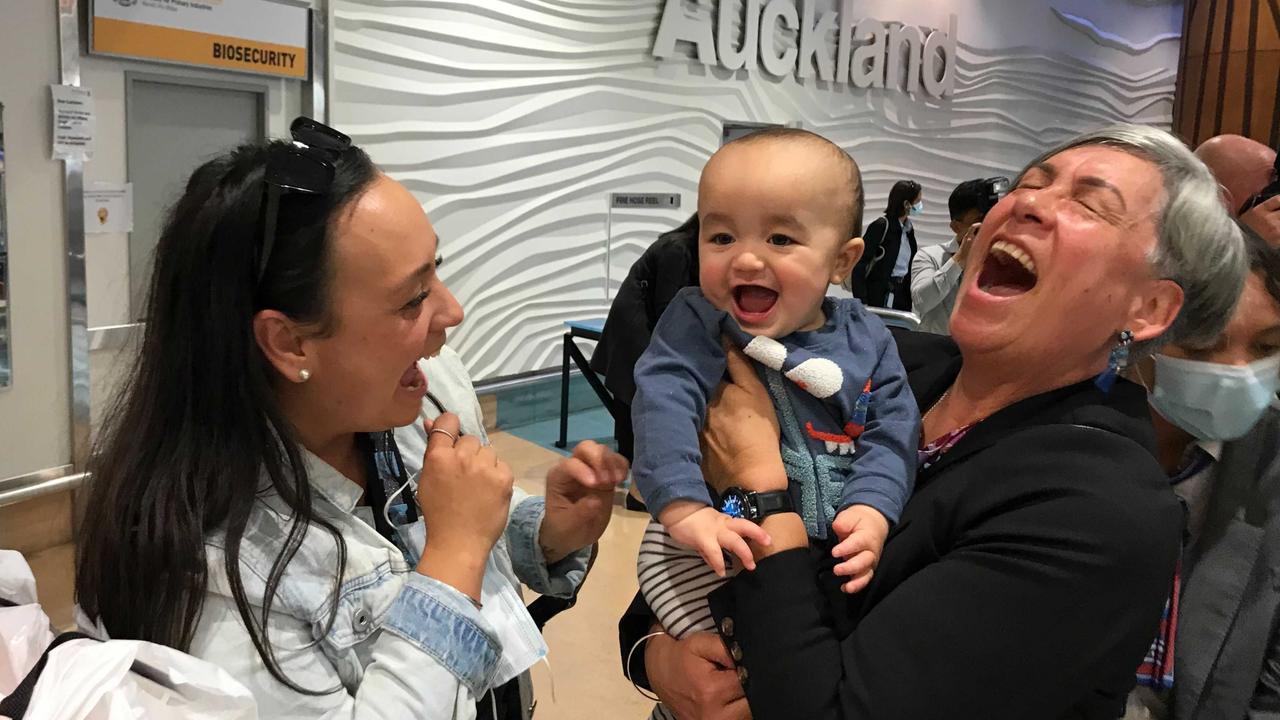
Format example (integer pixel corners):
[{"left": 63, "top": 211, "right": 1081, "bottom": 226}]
[
  {"left": 257, "top": 117, "right": 353, "bottom": 284},
  {"left": 1239, "top": 179, "right": 1280, "bottom": 216}
]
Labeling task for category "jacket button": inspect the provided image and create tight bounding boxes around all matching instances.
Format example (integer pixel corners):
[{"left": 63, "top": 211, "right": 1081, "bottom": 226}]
[
  {"left": 730, "top": 643, "right": 743, "bottom": 662},
  {"left": 720, "top": 617, "right": 735, "bottom": 636},
  {"left": 354, "top": 609, "right": 372, "bottom": 631},
  {"left": 737, "top": 666, "right": 749, "bottom": 684}
]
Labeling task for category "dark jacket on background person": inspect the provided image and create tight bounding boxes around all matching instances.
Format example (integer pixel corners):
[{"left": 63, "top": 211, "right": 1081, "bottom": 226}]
[
  {"left": 1173, "top": 407, "right": 1280, "bottom": 720},
  {"left": 852, "top": 215, "right": 917, "bottom": 311},
  {"left": 589, "top": 226, "right": 699, "bottom": 460},
  {"left": 620, "top": 331, "right": 1183, "bottom": 720}
]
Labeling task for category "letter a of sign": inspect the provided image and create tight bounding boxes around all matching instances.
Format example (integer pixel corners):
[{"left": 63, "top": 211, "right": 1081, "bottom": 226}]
[{"left": 653, "top": 0, "right": 718, "bottom": 66}]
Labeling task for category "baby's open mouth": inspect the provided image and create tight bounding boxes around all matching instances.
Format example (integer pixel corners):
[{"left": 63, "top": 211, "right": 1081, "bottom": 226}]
[
  {"left": 733, "top": 285, "right": 779, "bottom": 317},
  {"left": 977, "top": 240, "right": 1039, "bottom": 297}
]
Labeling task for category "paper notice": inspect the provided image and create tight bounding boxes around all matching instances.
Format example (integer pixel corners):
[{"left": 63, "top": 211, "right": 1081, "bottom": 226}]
[
  {"left": 85, "top": 183, "right": 133, "bottom": 234},
  {"left": 51, "top": 84, "right": 95, "bottom": 160}
]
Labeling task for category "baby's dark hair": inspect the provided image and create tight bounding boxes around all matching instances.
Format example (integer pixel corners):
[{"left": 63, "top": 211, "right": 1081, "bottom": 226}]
[{"left": 726, "top": 127, "right": 865, "bottom": 239}]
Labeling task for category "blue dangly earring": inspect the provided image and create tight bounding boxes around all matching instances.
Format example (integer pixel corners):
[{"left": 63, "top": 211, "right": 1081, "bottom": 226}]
[{"left": 1095, "top": 329, "right": 1134, "bottom": 393}]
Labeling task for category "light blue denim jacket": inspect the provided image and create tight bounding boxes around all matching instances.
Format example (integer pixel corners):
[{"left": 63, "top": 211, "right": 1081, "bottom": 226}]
[{"left": 183, "top": 348, "right": 590, "bottom": 719}]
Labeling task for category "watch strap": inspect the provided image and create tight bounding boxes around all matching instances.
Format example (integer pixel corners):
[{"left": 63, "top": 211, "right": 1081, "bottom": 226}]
[{"left": 751, "top": 490, "right": 794, "bottom": 519}]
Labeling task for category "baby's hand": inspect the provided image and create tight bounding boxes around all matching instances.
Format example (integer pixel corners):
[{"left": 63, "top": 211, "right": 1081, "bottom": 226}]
[
  {"left": 831, "top": 505, "right": 891, "bottom": 594},
  {"left": 660, "top": 501, "right": 772, "bottom": 577}
]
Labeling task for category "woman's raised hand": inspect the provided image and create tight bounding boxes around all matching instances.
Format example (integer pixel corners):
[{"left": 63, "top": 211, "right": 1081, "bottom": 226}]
[{"left": 414, "top": 412, "right": 514, "bottom": 603}]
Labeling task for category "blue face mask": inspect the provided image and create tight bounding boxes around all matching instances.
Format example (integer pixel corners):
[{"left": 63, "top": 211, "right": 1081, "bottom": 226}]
[
  {"left": 1150, "top": 353, "right": 1280, "bottom": 441},
  {"left": 909, "top": 200, "right": 924, "bottom": 216}
]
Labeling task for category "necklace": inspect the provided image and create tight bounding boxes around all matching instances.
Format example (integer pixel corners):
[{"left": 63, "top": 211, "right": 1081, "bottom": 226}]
[
  {"left": 922, "top": 389, "right": 951, "bottom": 426},
  {"left": 921, "top": 387, "right": 988, "bottom": 446}
]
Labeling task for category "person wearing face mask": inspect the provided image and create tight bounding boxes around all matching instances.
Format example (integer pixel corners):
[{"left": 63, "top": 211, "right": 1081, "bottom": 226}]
[
  {"left": 1124, "top": 226, "right": 1280, "bottom": 720},
  {"left": 849, "top": 179, "right": 922, "bottom": 311}
]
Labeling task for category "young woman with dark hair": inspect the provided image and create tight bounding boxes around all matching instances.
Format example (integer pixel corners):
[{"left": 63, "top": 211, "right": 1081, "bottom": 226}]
[
  {"left": 75, "top": 119, "right": 624, "bottom": 719},
  {"left": 849, "top": 179, "right": 922, "bottom": 311}
]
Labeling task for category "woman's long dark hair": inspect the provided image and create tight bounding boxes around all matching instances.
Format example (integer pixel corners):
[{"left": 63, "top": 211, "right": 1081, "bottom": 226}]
[
  {"left": 884, "top": 179, "right": 922, "bottom": 218},
  {"left": 75, "top": 139, "right": 378, "bottom": 693}
]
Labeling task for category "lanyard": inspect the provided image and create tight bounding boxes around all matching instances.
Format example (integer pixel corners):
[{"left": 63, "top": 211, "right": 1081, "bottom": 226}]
[
  {"left": 361, "top": 390, "right": 455, "bottom": 548},
  {"left": 424, "top": 390, "right": 448, "bottom": 417},
  {"left": 357, "top": 430, "right": 415, "bottom": 542}
]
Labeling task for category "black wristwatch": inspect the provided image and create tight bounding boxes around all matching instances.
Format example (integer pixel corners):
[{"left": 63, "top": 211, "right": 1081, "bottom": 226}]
[{"left": 718, "top": 487, "right": 795, "bottom": 523}]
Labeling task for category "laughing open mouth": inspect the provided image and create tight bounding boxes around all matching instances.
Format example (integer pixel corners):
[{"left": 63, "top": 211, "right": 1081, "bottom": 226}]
[
  {"left": 977, "top": 240, "right": 1039, "bottom": 297},
  {"left": 733, "top": 285, "right": 779, "bottom": 318},
  {"left": 399, "top": 362, "right": 426, "bottom": 392}
]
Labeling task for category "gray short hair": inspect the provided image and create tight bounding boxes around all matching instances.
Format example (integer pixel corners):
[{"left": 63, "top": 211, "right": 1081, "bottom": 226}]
[{"left": 1020, "top": 124, "right": 1247, "bottom": 355}]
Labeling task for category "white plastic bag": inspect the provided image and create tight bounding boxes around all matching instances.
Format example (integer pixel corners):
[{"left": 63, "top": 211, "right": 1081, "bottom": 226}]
[
  {"left": 0, "top": 550, "right": 257, "bottom": 719},
  {"left": 0, "top": 551, "right": 39, "bottom": 607},
  {"left": 0, "top": 604, "right": 54, "bottom": 698},
  {"left": 19, "top": 638, "right": 258, "bottom": 720},
  {"left": 0, "top": 551, "right": 54, "bottom": 696}
]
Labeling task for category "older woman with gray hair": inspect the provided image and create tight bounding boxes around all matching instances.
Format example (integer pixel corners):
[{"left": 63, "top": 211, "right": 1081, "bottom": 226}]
[{"left": 620, "top": 124, "right": 1246, "bottom": 720}]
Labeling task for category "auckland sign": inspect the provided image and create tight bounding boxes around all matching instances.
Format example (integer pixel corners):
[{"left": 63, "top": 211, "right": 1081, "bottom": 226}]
[{"left": 652, "top": 0, "right": 958, "bottom": 98}]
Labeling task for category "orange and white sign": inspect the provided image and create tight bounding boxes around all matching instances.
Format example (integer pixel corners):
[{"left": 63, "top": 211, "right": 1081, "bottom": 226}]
[{"left": 91, "top": 0, "right": 309, "bottom": 80}]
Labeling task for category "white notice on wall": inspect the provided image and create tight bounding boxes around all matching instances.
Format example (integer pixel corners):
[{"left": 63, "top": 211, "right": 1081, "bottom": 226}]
[
  {"left": 85, "top": 183, "right": 133, "bottom": 234},
  {"left": 51, "top": 84, "right": 95, "bottom": 160}
]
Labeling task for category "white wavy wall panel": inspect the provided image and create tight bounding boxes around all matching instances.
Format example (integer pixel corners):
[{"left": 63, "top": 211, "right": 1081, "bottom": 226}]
[{"left": 332, "top": 0, "right": 1182, "bottom": 381}]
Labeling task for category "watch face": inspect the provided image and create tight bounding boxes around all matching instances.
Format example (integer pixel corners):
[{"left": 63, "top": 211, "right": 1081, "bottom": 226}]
[{"left": 720, "top": 489, "right": 749, "bottom": 519}]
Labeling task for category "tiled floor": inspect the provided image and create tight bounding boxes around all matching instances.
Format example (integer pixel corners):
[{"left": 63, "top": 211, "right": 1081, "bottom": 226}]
[
  {"left": 499, "top": 406, "right": 617, "bottom": 458},
  {"left": 488, "top": 429, "right": 657, "bottom": 720}
]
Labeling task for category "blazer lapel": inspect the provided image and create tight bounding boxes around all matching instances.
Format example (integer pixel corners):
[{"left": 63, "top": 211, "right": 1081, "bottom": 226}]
[
  {"left": 1254, "top": 411, "right": 1280, "bottom": 521},
  {"left": 1176, "top": 419, "right": 1277, "bottom": 715},
  {"left": 916, "top": 381, "right": 1105, "bottom": 484},
  {"left": 912, "top": 379, "right": 1155, "bottom": 494}
]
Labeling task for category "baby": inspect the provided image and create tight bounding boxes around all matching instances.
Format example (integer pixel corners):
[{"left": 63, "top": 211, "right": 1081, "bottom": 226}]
[{"left": 631, "top": 131, "right": 920, "bottom": 699}]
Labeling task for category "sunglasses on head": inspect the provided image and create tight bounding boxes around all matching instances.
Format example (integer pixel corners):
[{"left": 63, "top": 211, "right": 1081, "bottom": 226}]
[
  {"left": 257, "top": 117, "right": 353, "bottom": 284},
  {"left": 1239, "top": 178, "right": 1280, "bottom": 217},
  {"left": 1238, "top": 153, "right": 1280, "bottom": 216}
]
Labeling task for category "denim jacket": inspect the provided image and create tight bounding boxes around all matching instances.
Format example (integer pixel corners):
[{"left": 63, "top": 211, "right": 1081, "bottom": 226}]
[{"left": 182, "top": 348, "right": 590, "bottom": 719}]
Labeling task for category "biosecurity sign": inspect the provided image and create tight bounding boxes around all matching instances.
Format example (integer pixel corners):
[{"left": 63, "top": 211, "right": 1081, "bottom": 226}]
[
  {"left": 652, "top": 0, "right": 957, "bottom": 98},
  {"left": 91, "top": 0, "right": 308, "bottom": 80}
]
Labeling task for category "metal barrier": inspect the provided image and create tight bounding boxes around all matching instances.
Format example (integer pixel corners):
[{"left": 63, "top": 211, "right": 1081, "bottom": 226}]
[
  {"left": 868, "top": 307, "right": 922, "bottom": 332},
  {"left": 0, "top": 467, "right": 86, "bottom": 509}
]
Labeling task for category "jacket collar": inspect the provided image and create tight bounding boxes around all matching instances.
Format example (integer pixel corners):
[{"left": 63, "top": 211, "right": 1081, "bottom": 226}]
[
  {"left": 300, "top": 448, "right": 365, "bottom": 513},
  {"left": 1201, "top": 408, "right": 1280, "bottom": 531},
  {"left": 1176, "top": 409, "right": 1280, "bottom": 713},
  {"left": 900, "top": 333, "right": 1158, "bottom": 485}
]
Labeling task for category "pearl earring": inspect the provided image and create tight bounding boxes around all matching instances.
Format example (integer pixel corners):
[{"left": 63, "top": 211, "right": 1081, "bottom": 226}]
[{"left": 299, "top": 369, "right": 311, "bottom": 382}]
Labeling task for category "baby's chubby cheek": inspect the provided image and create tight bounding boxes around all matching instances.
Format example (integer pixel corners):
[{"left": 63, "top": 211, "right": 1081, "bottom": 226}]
[{"left": 699, "top": 280, "right": 735, "bottom": 314}]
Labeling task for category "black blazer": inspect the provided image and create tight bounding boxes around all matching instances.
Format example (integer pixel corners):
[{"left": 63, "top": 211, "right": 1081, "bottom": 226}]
[
  {"left": 1173, "top": 407, "right": 1280, "bottom": 719},
  {"left": 851, "top": 215, "right": 917, "bottom": 309},
  {"left": 620, "top": 332, "right": 1183, "bottom": 720},
  {"left": 589, "top": 231, "right": 699, "bottom": 406}
]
